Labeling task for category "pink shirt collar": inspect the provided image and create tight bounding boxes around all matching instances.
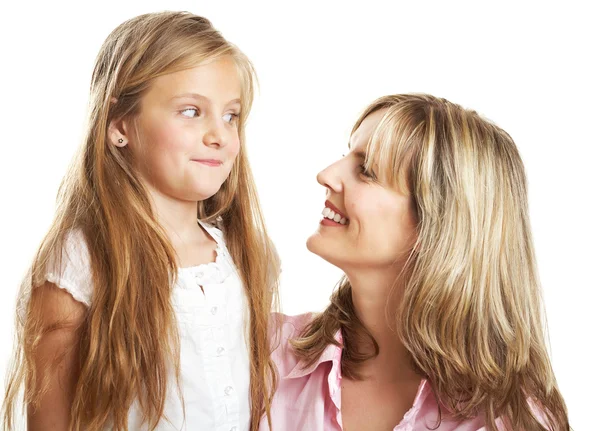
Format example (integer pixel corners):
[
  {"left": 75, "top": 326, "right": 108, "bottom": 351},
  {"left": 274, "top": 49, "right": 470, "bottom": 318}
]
[
  {"left": 282, "top": 328, "right": 431, "bottom": 430},
  {"left": 261, "top": 314, "right": 540, "bottom": 431}
]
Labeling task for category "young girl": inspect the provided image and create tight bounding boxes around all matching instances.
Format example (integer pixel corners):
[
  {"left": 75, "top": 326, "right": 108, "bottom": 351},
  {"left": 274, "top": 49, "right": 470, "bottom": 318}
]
[
  {"left": 2, "top": 11, "right": 278, "bottom": 431},
  {"left": 264, "top": 94, "right": 569, "bottom": 430}
]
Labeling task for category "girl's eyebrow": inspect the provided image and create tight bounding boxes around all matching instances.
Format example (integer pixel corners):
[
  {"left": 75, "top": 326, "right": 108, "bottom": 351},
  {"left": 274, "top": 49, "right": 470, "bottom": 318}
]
[
  {"left": 170, "top": 92, "right": 208, "bottom": 101},
  {"left": 170, "top": 93, "right": 241, "bottom": 106}
]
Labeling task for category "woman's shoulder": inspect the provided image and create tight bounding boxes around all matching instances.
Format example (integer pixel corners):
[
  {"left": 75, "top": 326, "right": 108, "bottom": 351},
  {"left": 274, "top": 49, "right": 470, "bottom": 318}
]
[
  {"left": 269, "top": 312, "right": 316, "bottom": 345},
  {"left": 268, "top": 312, "right": 316, "bottom": 375},
  {"left": 271, "top": 312, "right": 315, "bottom": 330}
]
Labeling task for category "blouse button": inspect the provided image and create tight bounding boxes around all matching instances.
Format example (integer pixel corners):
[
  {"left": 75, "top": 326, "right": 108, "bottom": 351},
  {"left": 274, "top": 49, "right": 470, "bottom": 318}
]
[
  {"left": 211, "top": 306, "right": 218, "bottom": 315},
  {"left": 194, "top": 274, "right": 204, "bottom": 284},
  {"left": 217, "top": 346, "right": 225, "bottom": 355},
  {"left": 230, "top": 427, "right": 237, "bottom": 431},
  {"left": 224, "top": 386, "right": 234, "bottom": 396}
]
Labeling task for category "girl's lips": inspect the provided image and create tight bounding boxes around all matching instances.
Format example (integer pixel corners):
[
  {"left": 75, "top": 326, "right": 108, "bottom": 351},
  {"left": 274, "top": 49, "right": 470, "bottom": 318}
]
[{"left": 193, "top": 159, "right": 222, "bottom": 167}]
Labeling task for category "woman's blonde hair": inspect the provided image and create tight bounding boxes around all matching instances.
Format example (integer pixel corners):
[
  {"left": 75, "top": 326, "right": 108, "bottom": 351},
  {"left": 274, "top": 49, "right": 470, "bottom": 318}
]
[
  {"left": 293, "top": 94, "right": 569, "bottom": 430},
  {"left": 3, "top": 11, "right": 279, "bottom": 431}
]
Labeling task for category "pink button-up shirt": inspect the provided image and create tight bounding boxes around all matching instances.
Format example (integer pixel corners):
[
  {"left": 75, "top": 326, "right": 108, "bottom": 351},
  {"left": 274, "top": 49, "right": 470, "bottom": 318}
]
[{"left": 261, "top": 313, "right": 548, "bottom": 431}]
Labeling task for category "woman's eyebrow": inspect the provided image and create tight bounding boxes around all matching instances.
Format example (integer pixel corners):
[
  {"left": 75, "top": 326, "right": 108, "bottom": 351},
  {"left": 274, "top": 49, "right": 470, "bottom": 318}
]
[{"left": 352, "top": 150, "right": 366, "bottom": 160}]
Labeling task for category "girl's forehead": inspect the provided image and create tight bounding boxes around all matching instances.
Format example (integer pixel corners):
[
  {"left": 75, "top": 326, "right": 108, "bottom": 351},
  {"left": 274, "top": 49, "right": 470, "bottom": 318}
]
[{"left": 147, "top": 58, "right": 242, "bottom": 103}]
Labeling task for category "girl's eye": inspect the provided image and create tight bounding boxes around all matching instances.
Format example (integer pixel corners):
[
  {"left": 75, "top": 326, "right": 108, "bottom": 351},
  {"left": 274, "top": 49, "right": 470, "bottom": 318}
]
[
  {"left": 181, "top": 108, "right": 199, "bottom": 118},
  {"left": 223, "top": 113, "right": 240, "bottom": 123}
]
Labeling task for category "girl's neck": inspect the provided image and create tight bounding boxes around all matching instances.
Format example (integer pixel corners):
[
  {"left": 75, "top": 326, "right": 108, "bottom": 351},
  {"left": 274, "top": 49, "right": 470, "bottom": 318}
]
[{"left": 146, "top": 184, "right": 216, "bottom": 267}]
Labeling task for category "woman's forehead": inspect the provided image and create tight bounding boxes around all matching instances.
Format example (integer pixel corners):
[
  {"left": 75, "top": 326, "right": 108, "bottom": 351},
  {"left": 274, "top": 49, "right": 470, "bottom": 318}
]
[{"left": 349, "top": 109, "right": 388, "bottom": 151}]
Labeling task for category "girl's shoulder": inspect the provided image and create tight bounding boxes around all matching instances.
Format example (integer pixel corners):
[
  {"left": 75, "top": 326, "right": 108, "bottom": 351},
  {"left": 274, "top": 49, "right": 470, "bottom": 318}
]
[
  {"left": 47, "top": 229, "right": 93, "bottom": 306},
  {"left": 19, "top": 229, "right": 93, "bottom": 319},
  {"left": 198, "top": 218, "right": 226, "bottom": 244}
]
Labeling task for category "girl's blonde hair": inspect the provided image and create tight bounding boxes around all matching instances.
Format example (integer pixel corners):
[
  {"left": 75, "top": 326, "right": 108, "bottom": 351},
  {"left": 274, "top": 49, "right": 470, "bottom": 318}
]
[
  {"left": 293, "top": 94, "right": 569, "bottom": 430},
  {"left": 3, "top": 11, "right": 279, "bottom": 431}
]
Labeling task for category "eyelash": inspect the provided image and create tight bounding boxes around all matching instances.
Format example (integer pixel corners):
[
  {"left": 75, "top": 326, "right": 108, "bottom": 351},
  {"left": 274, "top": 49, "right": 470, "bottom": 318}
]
[
  {"left": 224, "top": 113, "right": 240, "bottom": 123},
  {"left": 181, "top": 108, "right": 199, "bottom": 118},
  {"left": 342, "top": 154, "right": 377, "bottom": 180},
  {"left": 359, "top": 163, "right": 377, "bottom": 180},
  {"left": 180, "top": 108, "right": 240, "bottom": 123}
]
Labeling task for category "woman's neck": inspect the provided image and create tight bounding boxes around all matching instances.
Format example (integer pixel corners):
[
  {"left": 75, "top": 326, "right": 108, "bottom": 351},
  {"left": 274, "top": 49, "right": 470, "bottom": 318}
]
[{"left": 346, "top": 268, "right": 420, "bottom": 383}]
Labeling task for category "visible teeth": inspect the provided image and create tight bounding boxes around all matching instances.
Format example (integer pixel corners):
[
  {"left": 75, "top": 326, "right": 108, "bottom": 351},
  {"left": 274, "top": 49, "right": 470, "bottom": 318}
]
[{"left": 321, "top": 207, "right": 348, "bottom": 225}]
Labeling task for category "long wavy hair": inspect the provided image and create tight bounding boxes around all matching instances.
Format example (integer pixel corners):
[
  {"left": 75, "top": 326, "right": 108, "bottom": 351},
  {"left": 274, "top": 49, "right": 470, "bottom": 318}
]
[
  {"left": 2, "top": 11, "right": 279, "bottom": 431},
  {"left": 292, "top": 94, "right": 569, "bottom": 430}
]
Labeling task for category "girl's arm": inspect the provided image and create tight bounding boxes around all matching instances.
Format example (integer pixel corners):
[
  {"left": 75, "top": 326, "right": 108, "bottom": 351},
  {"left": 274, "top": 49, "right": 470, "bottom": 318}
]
[{"left": 27, "top": 282, "right": 86, "bottom": 431}]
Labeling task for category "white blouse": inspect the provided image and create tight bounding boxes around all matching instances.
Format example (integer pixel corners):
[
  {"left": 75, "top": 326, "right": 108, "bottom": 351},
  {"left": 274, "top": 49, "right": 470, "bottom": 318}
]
[{"left": 18, "top": 220, "right": 251, "bottom": 431}]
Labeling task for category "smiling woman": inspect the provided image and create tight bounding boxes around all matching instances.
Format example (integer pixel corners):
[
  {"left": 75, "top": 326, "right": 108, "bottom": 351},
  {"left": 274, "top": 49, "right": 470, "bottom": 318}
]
[
  {"left": 1, "top": 3, "right": 597, "bottom": 430},
  {"left": 309, "top": 108, "right": 418, "bottom": 272},
  {"left": 263, "top": 94, "right": 570, "bottom": 431}
]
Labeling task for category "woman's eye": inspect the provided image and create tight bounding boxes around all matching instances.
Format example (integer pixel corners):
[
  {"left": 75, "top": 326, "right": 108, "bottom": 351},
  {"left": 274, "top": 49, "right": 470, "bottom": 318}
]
[
  {"left": 359, "top": 164, "right": 377, "bottom": 180},
  {"left": 181, "top": 108, "right": 199, "bottom": 118}
]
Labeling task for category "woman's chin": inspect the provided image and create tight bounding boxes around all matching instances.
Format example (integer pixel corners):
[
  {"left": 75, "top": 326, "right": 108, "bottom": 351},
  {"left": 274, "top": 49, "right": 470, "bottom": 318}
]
[
  {"left": 306, "top": 234, "right": 345, "bottom": 269},
  {"left": 306, "top": 231, "right": 324, "bottom": 255}
]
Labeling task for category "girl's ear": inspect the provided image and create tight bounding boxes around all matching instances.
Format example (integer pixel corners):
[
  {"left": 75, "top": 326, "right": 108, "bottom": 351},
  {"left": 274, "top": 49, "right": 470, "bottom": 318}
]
[
  {"left": 108, "top": 98, "right": 130, "bottom": 147},
  {"left": 108, "top": 117, "right": 130, "bottom": 148}
]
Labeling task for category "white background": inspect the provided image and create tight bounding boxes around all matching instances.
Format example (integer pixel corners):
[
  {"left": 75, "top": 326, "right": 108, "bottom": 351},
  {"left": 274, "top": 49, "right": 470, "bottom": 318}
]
[{"left": 0, "top": 1, "right": 598, "bottom": 429}]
